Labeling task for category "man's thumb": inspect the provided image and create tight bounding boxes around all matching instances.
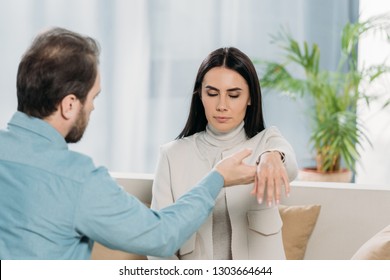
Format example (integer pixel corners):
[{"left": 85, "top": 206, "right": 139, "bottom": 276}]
[{"left": 233, "top": 148, "right": 253, "bottom": 162}]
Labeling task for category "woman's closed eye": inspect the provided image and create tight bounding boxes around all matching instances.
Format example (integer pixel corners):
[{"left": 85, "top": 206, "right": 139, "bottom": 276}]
[
  {"left": 206, "top": 92, "right": 240, "bottom": 98},
  {"left": 207, "top": 91, "right": 219, "bottom": 97}
]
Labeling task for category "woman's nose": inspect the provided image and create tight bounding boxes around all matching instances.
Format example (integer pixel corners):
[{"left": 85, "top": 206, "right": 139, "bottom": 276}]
[{"left": 216, "top": 97, "right": 228, "bottom": 111}]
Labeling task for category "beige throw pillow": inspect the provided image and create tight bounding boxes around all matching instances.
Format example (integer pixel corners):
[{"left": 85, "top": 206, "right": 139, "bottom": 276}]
[
  {"left": 278, "top": 204, "right": 321, "bottom": 260},
  {"left": 351, "top": 224, "right": 390, "bottom": 260}
]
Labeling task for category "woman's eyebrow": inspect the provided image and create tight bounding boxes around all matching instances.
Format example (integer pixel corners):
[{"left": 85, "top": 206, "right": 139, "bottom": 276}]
[
  {"left": 205, "top": 85, "right": 219, "bottom": 91},
  {"left": 205, "top": 85, "right": 242, "bottom": 92},
  {"left": 227, "top": 87, "right": 242, "bottom": 92}
]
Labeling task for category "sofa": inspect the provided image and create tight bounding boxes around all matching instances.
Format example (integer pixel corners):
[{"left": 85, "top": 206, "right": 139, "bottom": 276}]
[{"left": 91, "top": 172, "right": 390, "bottom": 260}]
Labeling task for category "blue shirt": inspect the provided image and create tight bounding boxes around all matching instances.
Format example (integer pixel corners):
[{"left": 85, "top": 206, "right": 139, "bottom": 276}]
[{"left": 0, "top": 112, "right": 223, "bottom": 259}]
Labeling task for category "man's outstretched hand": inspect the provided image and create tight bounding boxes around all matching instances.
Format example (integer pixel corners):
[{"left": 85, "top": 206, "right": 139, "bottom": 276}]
[{"left": 214, "top": 148, "right": 256, "bottom": 187}]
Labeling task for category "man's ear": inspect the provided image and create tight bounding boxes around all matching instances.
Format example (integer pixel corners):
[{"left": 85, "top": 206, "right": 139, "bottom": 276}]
[{"left": 60, "top": 94, "right": 79, "bottom": 120}]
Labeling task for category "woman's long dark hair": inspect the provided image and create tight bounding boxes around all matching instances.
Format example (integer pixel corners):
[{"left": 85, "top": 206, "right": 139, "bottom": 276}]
[{"left": 177, "top": 47, "right": 265, "bottom": 139}]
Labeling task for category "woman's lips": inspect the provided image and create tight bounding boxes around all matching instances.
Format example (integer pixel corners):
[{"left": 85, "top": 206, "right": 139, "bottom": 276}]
[{"left": 214, "top": 116, "right": 231, "bottom": 123}]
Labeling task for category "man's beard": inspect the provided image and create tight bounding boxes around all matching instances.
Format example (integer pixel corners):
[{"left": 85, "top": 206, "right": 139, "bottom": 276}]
[{"left": 65, "top": 107, "right": 88, "bottom": 143}]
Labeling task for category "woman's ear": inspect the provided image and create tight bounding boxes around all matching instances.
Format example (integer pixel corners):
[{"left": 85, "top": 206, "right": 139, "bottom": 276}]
[{"left": 60, "top": 94, "right": 79, "bottom": 120}]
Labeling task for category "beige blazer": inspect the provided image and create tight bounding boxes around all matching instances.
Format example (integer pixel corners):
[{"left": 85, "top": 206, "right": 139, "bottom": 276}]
[{"left": 150, "top": 126, "right": 298, "bottom": 259}]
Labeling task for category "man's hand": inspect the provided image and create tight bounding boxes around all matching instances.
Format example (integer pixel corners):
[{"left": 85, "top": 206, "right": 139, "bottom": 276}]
[
  {"left": 214, "top": 148, "right": 256, "bottom": 187},
  {"left": 251, "top": 151, "right": 290, "bottom": 206}
]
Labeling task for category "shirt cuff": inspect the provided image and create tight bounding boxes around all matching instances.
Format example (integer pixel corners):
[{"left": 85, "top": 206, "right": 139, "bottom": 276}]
[{"left": 198, "top": 170, "right": 224, "bottom": 200}]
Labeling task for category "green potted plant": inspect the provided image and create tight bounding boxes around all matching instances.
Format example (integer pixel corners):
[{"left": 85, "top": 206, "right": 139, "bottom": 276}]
[{"left": 257, "top": 14, "right": 390, "bottom": 182}]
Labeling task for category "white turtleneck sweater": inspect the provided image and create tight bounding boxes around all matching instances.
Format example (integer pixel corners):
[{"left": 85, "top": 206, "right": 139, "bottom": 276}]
[{"left": 198, "top": 122, "right": 247, "bottom": 259}]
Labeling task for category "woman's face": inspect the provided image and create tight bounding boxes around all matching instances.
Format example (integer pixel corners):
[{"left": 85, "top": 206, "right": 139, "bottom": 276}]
[{"left": 201, "top": 67, "right": 250, "bottom": 133}]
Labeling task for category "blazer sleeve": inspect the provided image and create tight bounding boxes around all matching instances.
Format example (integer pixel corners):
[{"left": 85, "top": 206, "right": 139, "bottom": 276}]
[
  {"left": 148, "top": 146, "right": 179, "bottom": 260},
  {"left": 151, "top": 146, "right": 175, "bottom": 210}
]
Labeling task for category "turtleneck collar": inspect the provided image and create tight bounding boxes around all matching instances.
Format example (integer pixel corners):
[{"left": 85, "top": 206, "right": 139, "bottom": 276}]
[{"left": 202, "top": 121, "right": 247, "bottom": 149}]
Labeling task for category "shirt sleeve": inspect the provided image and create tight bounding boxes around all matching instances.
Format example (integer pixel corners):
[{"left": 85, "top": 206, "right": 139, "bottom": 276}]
[{"left": 73, "top": 166, "right": 223, "bottom": 257}]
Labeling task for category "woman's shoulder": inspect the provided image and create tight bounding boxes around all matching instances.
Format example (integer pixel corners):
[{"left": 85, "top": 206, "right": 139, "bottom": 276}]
[
  {"left": 160, "top": 133, "right": 200, "bottom": 153},
  {"left": 264, "top": 125, "right": 280, "bottom": 134},
  {"left": 250, "top": 126, "right": 282, "bottom": 141}
]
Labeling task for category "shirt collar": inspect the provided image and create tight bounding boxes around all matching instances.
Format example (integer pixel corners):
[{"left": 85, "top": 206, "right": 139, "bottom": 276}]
[{"left": 8, "top": 111, "right": 68, "bottom": 149}]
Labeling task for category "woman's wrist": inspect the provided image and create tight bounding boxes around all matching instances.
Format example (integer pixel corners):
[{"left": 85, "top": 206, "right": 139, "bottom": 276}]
[{"left": 256, "top": 150, "right": 285, "bottom": 165}]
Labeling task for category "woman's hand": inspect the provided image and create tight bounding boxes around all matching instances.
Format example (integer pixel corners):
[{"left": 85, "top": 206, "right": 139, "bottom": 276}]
[{"left": 251, "top": 151, "right": 290, "bottom": 206}]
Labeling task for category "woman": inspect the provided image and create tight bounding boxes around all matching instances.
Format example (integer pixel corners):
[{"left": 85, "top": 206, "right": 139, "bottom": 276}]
[{"left": 150, "top": 47, "right": 298, "bottom": 260}]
